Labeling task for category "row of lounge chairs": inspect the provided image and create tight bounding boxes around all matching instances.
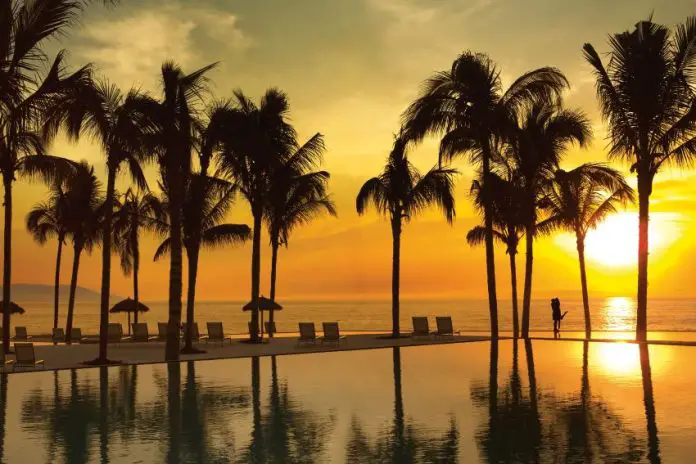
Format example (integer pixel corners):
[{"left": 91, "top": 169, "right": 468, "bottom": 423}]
[
  {"left": 411, "top": 316, "right": 461, "bottom": 338},
  {"left": 297, "top": 322, "right": 346, "bottom": 346}
]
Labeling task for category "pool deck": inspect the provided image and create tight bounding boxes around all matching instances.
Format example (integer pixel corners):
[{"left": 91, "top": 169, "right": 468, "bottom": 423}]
[{"left": 4, "top": 333, "right": 696, "bottom": 373}]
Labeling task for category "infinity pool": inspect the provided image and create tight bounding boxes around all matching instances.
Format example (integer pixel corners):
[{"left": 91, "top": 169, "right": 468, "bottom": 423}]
[{"left": 0, "top": 340, "right": 691, "bottom": 463}]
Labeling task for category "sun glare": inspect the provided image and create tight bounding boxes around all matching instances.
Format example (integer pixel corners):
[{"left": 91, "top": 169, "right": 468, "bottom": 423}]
[
  {"left": 595, "top": 342, "right": 640, "bottom": 377},
  {"left": 555, "top": 212, "right": 681, "bottom": 268}
]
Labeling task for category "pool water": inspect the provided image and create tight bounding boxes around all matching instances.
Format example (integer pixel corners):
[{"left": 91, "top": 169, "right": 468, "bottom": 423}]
[{"left": 0, "top": 340, "right": 692, "bottom": 463}]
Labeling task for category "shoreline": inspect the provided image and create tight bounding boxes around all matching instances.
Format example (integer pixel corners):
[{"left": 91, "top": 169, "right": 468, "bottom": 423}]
[{"left": 2, "top": 332, "right": 696, "bottom": 374}]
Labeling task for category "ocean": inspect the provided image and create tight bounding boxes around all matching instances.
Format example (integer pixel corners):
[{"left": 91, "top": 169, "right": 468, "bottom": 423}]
[{"left": 6, "top": 296, "right": 696, "bottom": 336}]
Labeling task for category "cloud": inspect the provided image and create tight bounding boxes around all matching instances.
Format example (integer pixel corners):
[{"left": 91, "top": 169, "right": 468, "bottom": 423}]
[{"left": 75, "top": 3, "right": 251, "bottom": 90}]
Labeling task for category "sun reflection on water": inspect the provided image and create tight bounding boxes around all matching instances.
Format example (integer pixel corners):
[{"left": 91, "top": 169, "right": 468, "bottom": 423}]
[
  {"left": 596, "top": 342, "right": 640, "bottom": 377},
  {"left": 603, "top": 296, "right": 635, "bottom": 332}
]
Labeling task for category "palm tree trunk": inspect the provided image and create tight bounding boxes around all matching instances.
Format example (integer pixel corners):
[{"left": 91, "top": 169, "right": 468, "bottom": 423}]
[
  {"left": 269, "top": 241, "right": 279, "bottom": 338},
  {"left": 2, "top": 174, "right": 12, "bottom": 354},
  {"left": 97, "top": 167, "right": 116, "bottom": 362},
  {"left": 391, "top": 218, "right": 402, "bottom": 337},
  {"left": 167, "top": 362, "right": 181, "bottom": 464},
  {"left": 133, "top": 229, "right": 140, "bottom": 326},
  {"left": 392, "top": 346, "right": 406, "bottom": 461},
  {"left": 53, "top": 234, "right": 64, "bottom": 331},
  {"left": 524, "top": 338, "right": 541, "bottom": 462},
  {"left": 183, "top": 246, "right": 199, "bottom": 352},
  {"left": 65, "top": 243, "right": 83, "bottom": 345},
  {"left": 576, "top": 234, "right": 591, "bottom": 339},
  {"left": 521, "top": 221, "right": 534, "bottom": 338},
  {"left": 249, "top": 212, "right": 262, "bottom": 342},
  {"left": 640, "top": 344, "right": 660, "bottom": 462},
  {"left": 480, "top": 150, "right": 499, "bottom": 338},
  {"left": 166, "top": 176, "right": 184, "bottom": 361},
  {"left": 509, "top": 251, "right": 519, "bottom": 339},
  {"left": 636, "top": 177, "right": 651, "bottom": 342}
]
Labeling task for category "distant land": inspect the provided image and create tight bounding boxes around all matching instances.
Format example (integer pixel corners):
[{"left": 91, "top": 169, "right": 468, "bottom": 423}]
[{"left": 0, "top": 284, "right": 123, "bottom": 304}]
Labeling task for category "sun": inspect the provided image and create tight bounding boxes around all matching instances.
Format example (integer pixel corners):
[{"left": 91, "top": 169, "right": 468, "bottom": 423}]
[{"left": 555, "top": 212, "right": 681, "bottom": 268}]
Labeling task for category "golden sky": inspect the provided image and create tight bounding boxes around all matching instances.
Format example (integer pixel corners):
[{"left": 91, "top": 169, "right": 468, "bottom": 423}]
[{"left": 7, "top": 0, "right": 696, "bottom": 301}]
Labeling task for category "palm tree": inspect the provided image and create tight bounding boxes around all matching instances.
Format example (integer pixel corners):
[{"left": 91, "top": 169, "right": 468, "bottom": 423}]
[
  {"left": 215, "top": 88, "right": 298, "bottom": 342},
  {"left": 112, "top": 188, "right": 163, "bottom": 330},
  {"left": 402, "top": 51, "right": 568, "bottom": 338},
  {"left": 542, "top": 163, "right": 634, "bottom": 338},
  {"left": 265, "top": 134, "right": 336, "bottom": 337},
  {"left": 143, "top": 61, "right": 217, "bottom": 360},
  {"left": 26, "top": 185, "right": 68, "bottom": 330},
  {"left": 154, "top": 175, "right": 250, "bottom": 352},
  {"left": 356, "top": 134, "right": 456, "bottom": 337},
  {"left": 43, "top": 79, "right": 153, "bottom": 363},
  {"left": 583, "top": 17, "right": 696, "bottom": 341},
  {"left": 512, "top": 102, "right": 591, "bottom": 338},
  {"left": 467, "top": 172, "right": 525, "bottom": 338},
  {"left": 61, "top": 162, "right": 104, "bottom": 344},
  {"left": 0, "top": 1, "right": 96, "bottom": 352}
]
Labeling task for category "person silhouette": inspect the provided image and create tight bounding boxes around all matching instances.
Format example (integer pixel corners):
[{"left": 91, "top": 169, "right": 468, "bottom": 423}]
[{"left": 551, "top": 298, "right": 561, "bottom": 336}]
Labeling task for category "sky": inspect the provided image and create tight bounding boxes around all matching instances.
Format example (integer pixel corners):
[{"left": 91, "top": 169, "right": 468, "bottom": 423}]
[{"left": 7, "top": 0, "right": 696, "bottom": 301}]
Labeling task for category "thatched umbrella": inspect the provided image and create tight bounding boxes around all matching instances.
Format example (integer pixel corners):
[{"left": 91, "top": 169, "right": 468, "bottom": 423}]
[
  {"left": 0, "top": 301, "right": 25, "bottom": 315},
  {"left": 243, "top": 296, "right": 282, "bottom": 339},
  {"left": 110, "top": 298, "right": 150, "bottom": 334}
]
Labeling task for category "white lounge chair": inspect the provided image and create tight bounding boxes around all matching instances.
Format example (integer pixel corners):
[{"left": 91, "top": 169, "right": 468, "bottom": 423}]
[
  {"left": 13, "top": 326, "right": 32, "bottom": 341},
  {"left": 156, "top": 322, "right": 169, "bottom": 341},
  {"left": 202, "top": 322, "right": 233, "bottom": 345},
  {"left": 108, "top": 323, "right": 129, "bottom": 343},
  {"left": 297, "top": 322, "right": 317, "bottom": 346},
  {"left": 6, "top": 343, "right": 44, "bottom": 371},
  {"left": 321, "top": 322, "right": 346, "bottom": 345},
  {"left": 71, "top": 328, "right": 84, "bottom": 343},
  {"left": 411, "top": 317, "right": 432, "bottom": 339},
  {"left": 131, "top": 323, "right": 157, "bottom": 342}
]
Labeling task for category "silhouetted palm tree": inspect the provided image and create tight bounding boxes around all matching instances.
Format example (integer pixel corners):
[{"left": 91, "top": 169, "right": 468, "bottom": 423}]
[
  {"left": 265, "top": 134, "right": 336, "bottom": 336},
  {"left": 0, "top": 1, "right": 96, "bottom": 352},
  {"left": 467, "top": 172, "right": 525, "bottom": 337},
  {"left": 143, "top": 61, "right": 217, "bottom": 360},
  {"left": 62, "top": 162, "right": 104, "bottom": 343},
  {"left": 26, "top": 184, "right": 68, "bottom": 330},
  {"left": 112, "top": 188, "right": 163, "bottom": 329},
  {"left": 512, "top": 102, "right": 591, "bottom": 338},
  {"left": 44, "top": 79, "right": 153, "bottom": 363},
  {"left": 583, "top": 17, "right": 696, "bottom": 341},
  {"left": 542, "top": 163, "right": 634, "bottom": 338},
  {"left": 356, "top": 134, "right": 456, "bottom": 337},
  {"left": 215, "top": 88, "right": 298, "bottom": 342},
  {"left": 403, "top": 51, "right": 568, "bottom": 337},
  {"left": 154, "top": 175, "right": 250, "bottom": 352}
]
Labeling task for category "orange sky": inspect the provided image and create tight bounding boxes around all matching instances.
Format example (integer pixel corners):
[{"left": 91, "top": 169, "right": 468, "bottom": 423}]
[{"left": 4, "top": 1, "right": 696, "bottom": 301}]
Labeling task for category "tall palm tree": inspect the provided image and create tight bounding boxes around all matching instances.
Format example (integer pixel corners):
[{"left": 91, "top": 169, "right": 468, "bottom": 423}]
[
  {"left": 583, "top": 17, "right": 696, "bottom": 341},
  {"left": 215, "top": 88, "right": 298, "bottom": 342},
  {"left": 542, "top": 163, "right": 634, "bottom": 338},
  {"left": 143, "top": 61, "right": 217, "bottom": 360},
  {"left": 26, "top": 184, "right": 68, "bottom": 330},
  {"left": 154, "top": 175, "right": 250, "bottom": 352},
  {"left": 467, "top": 172, "right": 525, "bottom": 338},
  {"left": 61, "top": 162, "right": 104, "bottom": 344},
  {"left": 265, "top": 134, "right": 336, "bottom": 337},
  {"left": 402, "top": 51, "right": 568, "bottom": 338},
  {"left": 44, "top": 79, "right": 152, "bottom": 362},
  {"left": 356, "top": 134, "right": 456, "bottom": 337},
  {"left": 512, "top": 102, "right": 591, "bottom": 338},
  {"left": 112, "top": 188, "right": 163, "bottom": 329},
  {"left": 0, "top": 1, "right": 96, "bottom": 352}
]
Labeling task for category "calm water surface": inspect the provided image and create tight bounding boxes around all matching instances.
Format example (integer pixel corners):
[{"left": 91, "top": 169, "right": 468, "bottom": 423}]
[{"left": 0, "top": 340, "right": 692, "bottom": 463}]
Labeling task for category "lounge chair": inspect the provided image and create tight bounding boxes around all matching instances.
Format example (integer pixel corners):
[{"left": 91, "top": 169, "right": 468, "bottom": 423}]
[
  {"left": 157, "top": 322, "right": 169, "bottom": 341},
  {"left": 13, "top": 326, "right": 32, "bottom": 341},
  {"left": 321, "top": 322, "right": 346, "bottom": 345},
  {"left": 71, "top": 328, "right": 84, "bottom": 343},
  {"left": 132, "top": 323, "right": 157, "bottom": 342},
  {"left": 108, "top": 323, "right": 129, "bottom": 342},
  {"left": 182, "top": 322, "right": 200, "bottom": 342},
  {"left": 411, "top": 317, "right": 431, "bottom": 339},
  {"left": 6, "top": 343, "right": 44, "bottom": 371},
  {"left": 202, "top": 322, "right": 233, "bottom": 345},
  {"left": 51, "top": 328, "right": 65, "bottom": 343},
  {"left": 264, "top": 321, "right": 276, "bottom": 336},
  {"left": 434, "top": 316, "right": 461, "bottom": 338},
  {"left": 297, "top": 322, "right": 317, "bottom": 346}
]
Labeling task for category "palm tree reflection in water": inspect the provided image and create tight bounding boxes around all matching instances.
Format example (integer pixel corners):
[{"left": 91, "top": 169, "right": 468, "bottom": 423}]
[
  {"left": 345, "top": 347, "right": 460, "bottom": 463},
  {"left": 472, "top": 340, "right": 661, "bottom": 463}
]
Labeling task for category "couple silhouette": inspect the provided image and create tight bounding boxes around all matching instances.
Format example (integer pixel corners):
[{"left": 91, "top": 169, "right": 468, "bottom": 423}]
[{"left": 551, "top": 297, "right": 568, "bottom": 337}]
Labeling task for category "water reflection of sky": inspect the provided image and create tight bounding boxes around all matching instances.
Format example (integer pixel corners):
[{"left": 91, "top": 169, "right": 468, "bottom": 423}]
[{"left": 0, "top": 340, "right": 692, "bottom": 462}]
